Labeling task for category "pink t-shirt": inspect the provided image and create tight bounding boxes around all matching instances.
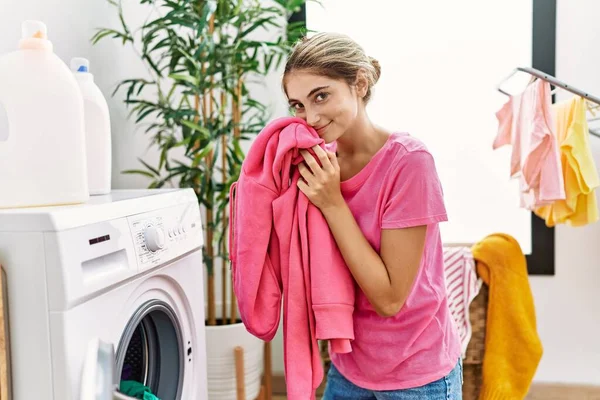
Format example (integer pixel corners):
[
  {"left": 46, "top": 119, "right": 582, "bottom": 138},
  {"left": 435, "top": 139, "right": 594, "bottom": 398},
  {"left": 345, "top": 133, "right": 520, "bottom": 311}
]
[
  {"left": 493, "top": 79, "right": 565, "bottom": 209},
  {"left": 328, "top": 132, "right": 461, "bottom": 390}
]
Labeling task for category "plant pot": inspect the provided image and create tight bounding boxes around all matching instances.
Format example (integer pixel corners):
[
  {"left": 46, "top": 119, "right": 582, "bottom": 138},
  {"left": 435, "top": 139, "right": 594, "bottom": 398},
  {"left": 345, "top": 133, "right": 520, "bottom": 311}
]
[{"left": 205, "top": 321, "right": 264, "bottom": 400}]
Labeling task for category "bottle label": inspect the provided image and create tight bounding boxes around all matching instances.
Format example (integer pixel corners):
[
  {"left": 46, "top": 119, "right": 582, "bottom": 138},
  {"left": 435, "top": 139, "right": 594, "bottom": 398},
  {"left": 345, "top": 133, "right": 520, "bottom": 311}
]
[{"left": 0, "top": 101, "right": 8, "bottom": 142}]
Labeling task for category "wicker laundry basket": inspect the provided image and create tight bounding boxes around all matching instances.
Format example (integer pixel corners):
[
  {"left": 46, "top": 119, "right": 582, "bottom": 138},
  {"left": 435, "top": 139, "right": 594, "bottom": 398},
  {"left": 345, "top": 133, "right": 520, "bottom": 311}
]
[
  {"left": 462, "top": 283, "right": 488, "bottom": 400},
  {"left": 320, "top": 340, "right": 331, "bottom": 375},
  {"left": 319, "top": 283, "right": 489, "bottom": 399}
]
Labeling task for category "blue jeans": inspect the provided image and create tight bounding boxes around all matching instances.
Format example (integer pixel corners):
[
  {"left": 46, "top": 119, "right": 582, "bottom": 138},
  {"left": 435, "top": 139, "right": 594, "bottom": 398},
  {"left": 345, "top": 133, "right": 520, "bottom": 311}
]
[{"left": 322, "top": 359, "right": 463, "bottom": 399}]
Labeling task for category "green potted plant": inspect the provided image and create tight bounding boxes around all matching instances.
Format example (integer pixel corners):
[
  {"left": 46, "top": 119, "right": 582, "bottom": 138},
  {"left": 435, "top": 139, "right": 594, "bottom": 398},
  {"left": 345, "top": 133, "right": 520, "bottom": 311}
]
[{"left": 93, "top": 0, "right": 310, "bottom": 397}]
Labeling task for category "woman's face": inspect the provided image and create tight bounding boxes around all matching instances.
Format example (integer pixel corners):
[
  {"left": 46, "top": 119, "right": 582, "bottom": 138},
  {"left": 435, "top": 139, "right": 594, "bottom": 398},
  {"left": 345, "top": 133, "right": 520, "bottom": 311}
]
[{"left": 284, "top": 70, "right": 362, "bottom": 143}]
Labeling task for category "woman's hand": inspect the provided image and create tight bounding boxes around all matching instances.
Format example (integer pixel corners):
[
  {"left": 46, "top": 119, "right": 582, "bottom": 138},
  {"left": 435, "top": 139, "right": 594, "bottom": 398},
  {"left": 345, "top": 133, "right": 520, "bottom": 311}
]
[{"left": 297, "top": 145, "right": 345, "bottom": 211}]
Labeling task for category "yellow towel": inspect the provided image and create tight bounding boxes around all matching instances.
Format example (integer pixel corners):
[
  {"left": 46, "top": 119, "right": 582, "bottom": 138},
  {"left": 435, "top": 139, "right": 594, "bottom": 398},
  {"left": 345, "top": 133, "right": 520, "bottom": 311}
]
[{"left": 471, "top": 233, "right": 543, "bottom": 400}]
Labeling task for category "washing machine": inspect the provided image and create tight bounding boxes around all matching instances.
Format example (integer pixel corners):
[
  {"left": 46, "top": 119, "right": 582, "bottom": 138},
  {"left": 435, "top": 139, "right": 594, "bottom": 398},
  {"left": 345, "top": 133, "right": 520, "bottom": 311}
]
[{"left": 0, "top": 188, "right": 208, "bottom": 399}]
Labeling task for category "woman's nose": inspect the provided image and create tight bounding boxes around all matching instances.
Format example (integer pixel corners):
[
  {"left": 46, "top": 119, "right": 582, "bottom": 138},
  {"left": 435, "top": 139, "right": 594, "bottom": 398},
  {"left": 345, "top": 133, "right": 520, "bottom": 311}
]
[{"left": 306, "top": 109, "right": 320, "bottom": 127}]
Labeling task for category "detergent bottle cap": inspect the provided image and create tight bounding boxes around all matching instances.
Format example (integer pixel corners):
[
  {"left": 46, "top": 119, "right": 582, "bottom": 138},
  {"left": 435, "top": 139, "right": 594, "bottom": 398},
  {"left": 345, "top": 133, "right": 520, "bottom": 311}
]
[
  {"left": 18, "top": 20, "right": 52, "bottom": 50},
  {"left": 22, "top": 20, "right": 47, "bottom": 40},
  {"left": 71, "top": 57, "right": 90, "bottom": 73}
]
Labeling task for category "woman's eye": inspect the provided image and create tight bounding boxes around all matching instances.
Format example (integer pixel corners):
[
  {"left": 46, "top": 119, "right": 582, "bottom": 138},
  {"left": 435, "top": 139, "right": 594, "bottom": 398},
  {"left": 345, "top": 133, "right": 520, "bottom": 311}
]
[
  {"left": 289, "top": 103, "right": 304, "bottom": 114},
  {"left": 315, "top": 92, "right": 328, "bottom": 102}
]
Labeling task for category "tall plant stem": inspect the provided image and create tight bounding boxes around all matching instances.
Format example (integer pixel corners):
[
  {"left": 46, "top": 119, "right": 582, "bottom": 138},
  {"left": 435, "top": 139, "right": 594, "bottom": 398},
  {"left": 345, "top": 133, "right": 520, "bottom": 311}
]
[
  {"left": 199, "top": 11, "right": 217, "bottom": 326},
  {"left": 221, "top": 90, "right": 228, "bottom": 325}
]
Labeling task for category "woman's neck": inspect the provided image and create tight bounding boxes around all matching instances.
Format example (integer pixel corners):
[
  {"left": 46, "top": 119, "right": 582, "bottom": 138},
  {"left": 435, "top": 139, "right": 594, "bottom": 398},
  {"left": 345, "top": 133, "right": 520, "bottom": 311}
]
[{"left": 335, "top": 112, "right": 389, "bottom": 159}]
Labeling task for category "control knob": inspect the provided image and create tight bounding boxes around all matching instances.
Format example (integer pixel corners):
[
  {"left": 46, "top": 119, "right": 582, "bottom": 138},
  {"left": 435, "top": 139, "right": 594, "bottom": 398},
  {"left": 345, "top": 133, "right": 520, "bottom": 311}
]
[{"left": 144, "top": 225, "right": 165, "bottom": 252}]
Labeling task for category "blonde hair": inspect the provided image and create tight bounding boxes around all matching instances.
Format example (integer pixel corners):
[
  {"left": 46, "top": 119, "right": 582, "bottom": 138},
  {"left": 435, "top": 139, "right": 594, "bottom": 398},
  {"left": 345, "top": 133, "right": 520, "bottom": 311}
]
[{"left": 283, "top": 32, "right": 381, "bottom": 103}]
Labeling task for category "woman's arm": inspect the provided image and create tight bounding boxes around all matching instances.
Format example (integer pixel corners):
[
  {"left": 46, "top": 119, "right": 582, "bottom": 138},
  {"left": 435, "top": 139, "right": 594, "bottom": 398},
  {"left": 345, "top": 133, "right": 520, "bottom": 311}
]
[
  {"left": 321, "top": 203, "right": 426, "bottom": 317},
  {"left": 297, "top": 145, "right": 426, "bottom": 317}
]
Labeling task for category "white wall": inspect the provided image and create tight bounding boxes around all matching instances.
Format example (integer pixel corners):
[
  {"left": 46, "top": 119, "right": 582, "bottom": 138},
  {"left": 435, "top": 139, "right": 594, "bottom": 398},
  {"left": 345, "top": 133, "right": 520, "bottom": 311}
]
[
  {"left": 527, "top": 0, "right": 600, "bottom": 385},
  {"left": 306, "top": 0, "right": 534, "bottom": 252}
]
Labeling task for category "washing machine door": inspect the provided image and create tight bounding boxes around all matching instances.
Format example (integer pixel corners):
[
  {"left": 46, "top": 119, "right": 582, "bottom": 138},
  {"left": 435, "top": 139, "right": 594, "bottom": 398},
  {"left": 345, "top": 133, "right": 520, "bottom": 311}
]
[{"left": 80, "top": 338, "right": 137, "bottom": 400}]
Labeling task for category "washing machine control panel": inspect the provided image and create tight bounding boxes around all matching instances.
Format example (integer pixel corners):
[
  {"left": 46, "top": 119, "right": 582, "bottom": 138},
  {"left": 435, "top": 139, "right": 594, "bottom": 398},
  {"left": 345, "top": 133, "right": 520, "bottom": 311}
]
[{"left": 128, "top": 202, "right": 203, "bottom": 270}]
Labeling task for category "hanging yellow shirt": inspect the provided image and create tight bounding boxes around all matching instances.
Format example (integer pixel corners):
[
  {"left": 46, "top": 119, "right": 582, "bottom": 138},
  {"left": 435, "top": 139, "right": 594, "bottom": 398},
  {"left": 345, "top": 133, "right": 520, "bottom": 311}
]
[{"left": 535, "top": 96, "right": 600, "bottom": 227}]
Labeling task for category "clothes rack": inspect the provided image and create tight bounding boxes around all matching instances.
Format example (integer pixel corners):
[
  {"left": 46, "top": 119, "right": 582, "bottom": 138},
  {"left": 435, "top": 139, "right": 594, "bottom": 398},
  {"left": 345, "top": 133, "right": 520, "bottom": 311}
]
[{"left": 497, "top": 66, "right": 600, "bottom": 139}]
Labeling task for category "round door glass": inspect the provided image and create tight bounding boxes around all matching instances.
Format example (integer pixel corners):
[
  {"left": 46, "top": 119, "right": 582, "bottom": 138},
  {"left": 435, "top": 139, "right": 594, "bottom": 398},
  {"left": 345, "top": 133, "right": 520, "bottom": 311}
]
[{"left": 116, "top": 300, "right": 184, "bottom": 399}]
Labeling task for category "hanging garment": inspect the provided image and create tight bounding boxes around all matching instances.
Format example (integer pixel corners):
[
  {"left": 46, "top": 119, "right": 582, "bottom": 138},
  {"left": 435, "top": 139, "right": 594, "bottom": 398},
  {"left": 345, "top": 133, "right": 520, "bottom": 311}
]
[
  {"left": 534, "top": 96, "right": 600, "bottom": 226},
  {"left": 471, "top": 233, "right": 543, "bottom": 400},
  {"left": 443, "top": 246, "right": 481, "bottom": 359},
  {"left": 229, "top": 116, "right": 355, "bottom": 400},
  {"left": 494, "top": 79, "right": 565, "bottom": 209}
]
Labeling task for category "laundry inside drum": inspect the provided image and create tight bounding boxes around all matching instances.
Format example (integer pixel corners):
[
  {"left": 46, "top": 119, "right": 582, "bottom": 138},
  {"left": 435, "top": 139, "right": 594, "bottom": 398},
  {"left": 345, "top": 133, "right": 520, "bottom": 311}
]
[{"left": 116, "top": 300, "right": 184, "bottom": 400}]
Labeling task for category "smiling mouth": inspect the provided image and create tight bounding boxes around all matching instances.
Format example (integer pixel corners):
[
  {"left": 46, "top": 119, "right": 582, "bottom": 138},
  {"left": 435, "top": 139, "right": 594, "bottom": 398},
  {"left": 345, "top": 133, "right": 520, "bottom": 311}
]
[{"left": 316, "top": 122, "right": 331, "bottom": 133}]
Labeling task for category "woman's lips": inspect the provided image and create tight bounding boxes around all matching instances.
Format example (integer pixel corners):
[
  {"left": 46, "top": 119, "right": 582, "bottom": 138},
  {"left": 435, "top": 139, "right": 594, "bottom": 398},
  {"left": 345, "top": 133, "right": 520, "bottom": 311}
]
[{"left": 316, "top": 122, "right": 331, "bottom": 134}]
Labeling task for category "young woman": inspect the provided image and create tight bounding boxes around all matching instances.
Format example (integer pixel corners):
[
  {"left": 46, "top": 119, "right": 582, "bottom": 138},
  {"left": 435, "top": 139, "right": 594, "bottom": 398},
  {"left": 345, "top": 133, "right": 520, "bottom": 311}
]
[{"left": 282, "top": 32, "right": 463, "bottom": 399}]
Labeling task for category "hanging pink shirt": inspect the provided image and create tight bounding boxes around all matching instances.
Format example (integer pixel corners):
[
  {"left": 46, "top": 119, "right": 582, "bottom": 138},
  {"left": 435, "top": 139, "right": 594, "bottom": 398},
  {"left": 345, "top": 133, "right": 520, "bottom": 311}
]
[
  {"left": 494, "top": 79, "right": 565, "bottom": 209},
  {"left": 328, "top": 133, "right": 462, "bottom": 390}
]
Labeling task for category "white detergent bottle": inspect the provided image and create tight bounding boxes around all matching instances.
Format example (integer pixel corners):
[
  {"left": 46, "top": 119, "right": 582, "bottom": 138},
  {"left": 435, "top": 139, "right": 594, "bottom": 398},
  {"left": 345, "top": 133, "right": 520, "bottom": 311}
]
[
  {"left": 0, "top": 20, "right": 89, "bottom": 208},
  {"left": 71, "top": 57, "right": 112, "bottom": 195}
]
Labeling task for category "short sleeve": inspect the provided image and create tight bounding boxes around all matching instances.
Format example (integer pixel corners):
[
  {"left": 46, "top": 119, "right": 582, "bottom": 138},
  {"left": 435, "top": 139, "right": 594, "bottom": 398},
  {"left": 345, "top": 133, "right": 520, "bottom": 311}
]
[
  {"left": 493, "top": 97, "right": 514, "bottom": 150},
  {"left": 381, "top": 150, "right": 448, "bottom": 229}
]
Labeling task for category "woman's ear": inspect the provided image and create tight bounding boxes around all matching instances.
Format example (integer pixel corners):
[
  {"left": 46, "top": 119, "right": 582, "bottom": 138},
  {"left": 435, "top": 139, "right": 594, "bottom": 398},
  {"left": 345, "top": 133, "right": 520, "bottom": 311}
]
[{"left": 355, "top": 69, "right": 369, "bottom": 99}]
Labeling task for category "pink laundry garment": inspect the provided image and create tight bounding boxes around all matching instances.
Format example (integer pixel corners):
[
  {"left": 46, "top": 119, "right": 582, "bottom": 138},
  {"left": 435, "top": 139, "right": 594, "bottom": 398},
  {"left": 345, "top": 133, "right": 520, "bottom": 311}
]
[
  {"left": 228, "top": 116, "right": 355, "bottom": 400},
  {"left": 328, "top": 133, "right": 462, "bottom": 390},
  {"left": 443, "top": 246, "right": 482, "bottom": 358},
  {"left": 494, "top": 79, "right": 565, "bottom": 209}
]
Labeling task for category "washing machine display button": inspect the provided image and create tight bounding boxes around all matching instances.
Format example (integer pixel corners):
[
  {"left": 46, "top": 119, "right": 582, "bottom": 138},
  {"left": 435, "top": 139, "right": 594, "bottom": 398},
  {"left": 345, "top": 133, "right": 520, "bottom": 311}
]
[
  {"left": 144, "top": 225, "right": 166, "bottom": 252},
  {"left": 166, "top": 225, "right": 188, "bottom": 242}
]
